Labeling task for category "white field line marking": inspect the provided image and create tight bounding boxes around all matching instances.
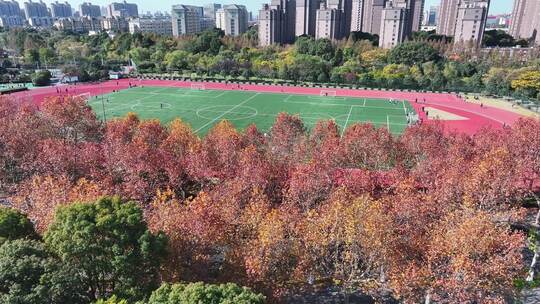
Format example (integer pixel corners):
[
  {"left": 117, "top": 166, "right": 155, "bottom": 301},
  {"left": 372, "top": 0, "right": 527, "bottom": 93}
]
[
  {"left": 402, "top": 100, "right": 407, "bottom": 114},
  {"left": 363, "top": 99, "right": 366, "bottom": 107},
  {"left": 195, "top": 93, "right": 260, "bottom": 133},
  {"left": 342, "top": 106, "right": 354, "bottom": 137},
  {"left": 387, "top": 115, "right": 390, "bottom": 131}
]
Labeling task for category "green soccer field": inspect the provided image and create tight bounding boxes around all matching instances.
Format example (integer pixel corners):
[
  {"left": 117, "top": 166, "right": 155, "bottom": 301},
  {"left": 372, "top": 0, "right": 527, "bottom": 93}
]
[{"left": 88, "top": 86, "right": 416, "bottom": 135}]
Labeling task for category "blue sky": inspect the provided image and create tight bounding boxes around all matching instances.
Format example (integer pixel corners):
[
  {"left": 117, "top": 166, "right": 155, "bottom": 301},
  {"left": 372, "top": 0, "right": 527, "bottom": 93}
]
[{"left": 37, "top": 0, "right": 512, "bottom": 15}]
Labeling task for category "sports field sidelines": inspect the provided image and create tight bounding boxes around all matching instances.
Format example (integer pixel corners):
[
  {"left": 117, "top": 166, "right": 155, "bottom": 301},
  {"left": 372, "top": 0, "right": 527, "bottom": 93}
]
[{"left": 87, "top": 86, "right": 417, "bottom": 135}]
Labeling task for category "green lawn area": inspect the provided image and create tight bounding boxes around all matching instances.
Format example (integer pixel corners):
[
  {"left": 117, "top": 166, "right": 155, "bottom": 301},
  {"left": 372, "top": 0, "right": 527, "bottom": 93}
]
[{"left": 88, "top": 86, "right": 416, "bottom": 135}]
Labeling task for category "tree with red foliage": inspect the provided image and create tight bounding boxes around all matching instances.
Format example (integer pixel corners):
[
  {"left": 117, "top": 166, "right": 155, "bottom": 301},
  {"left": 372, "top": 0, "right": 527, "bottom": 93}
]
[
  {"left": 423, "top": 211, "right": 524, "bottom": 303},
  {"left": 103, "top": 115, "right": 172, "bottom": 201},
  {"left": 11, "top": 175, "right": 107, "bottom": 233},
  {"left": 340, "top": 123, "right": 398, "bottom": 170},
  {"left": 269, "top": 113, "right": 307, "bottom": 164},
  {"left": 40, "top": 96, "right": 102, "bottom": 143},
  {"left": 509, "top": 119, "right": 540, "bottom": 282},
  {"left": 188, "top": 120, "right": 244, "bottom": 183},
  {"left": 285, "top": 161, "right": 334, "bottom": 211},
  {"left": 0, "top": 100, "right": 45, "bottom": 187},
  {"left": 160, "top": 119, "right": 199, "bottom": 199}
]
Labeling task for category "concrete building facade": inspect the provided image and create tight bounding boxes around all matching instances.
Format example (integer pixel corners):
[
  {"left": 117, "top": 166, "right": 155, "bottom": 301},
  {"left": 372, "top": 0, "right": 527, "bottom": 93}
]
[
  {"left": 510, "top": 0, "right": 540, "bottom": 44},
  {"left": 314, "top": 0, "right": 352, "bottom": 39},
  {"left": 50, "top": 1, "right": 72, "bottom": 18},
  {"left": 296, "top": 0, "right": 319, "bottom": 36},
  {"left": 258, "top": 0, "right": 296, "bottom": 46},
  {"left": 0, "top": 0, "right": 24, "bottom": 28},
  {"left": 437, "top": 0, "right": 459, "bottom": 36},
  {"left": 362, "top": 0, "right": 386, "bottom": 35},
  {"left": 79, "top": 2, "right": 101, "bottom": 18},
  {"left": 54, "top": 16, "right": 102, "bottom": 32},
  {"left": 107, "top": 1, "right": 138, "bottom": 18},
  {"left": 172, "top": 5, "right": 202, "bottom": 36},
  {"left": 101, "top": 16, "right": 129, "bottom": 32},
  {"left": 24, "top": 0, "right": 49, "bottom": 19},
  {"left": 129, "top": 17, "right": 173, "bottom": 36},
  {"left": 409, "top": 0, "right": 424, "bottom": 32},
  {"left": 215, "top": 4, "right": 248, "bottom": 36},
  {"left": 379, "top": 0, "right": 409, "bottom": 48},
  {"left": 315, "top": 1, "right": 342, "bottom": 39},
  {"left": 453, "top": 0, "right": 490, "bottom": 46},
  {"left": 350, "top": 0, "right": 364, "bottom": 31}
]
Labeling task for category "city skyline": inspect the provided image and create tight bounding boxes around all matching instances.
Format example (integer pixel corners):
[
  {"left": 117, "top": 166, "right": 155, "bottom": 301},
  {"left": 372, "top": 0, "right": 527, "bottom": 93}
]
[{"left": 15, "top": 0, "right": 512, "bottom": 15}]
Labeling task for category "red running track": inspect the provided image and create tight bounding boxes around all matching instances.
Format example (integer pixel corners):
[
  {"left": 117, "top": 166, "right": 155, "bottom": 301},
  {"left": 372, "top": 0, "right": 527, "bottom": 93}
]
[{"left": 12, "top": 79, "right": 525, "bottom": 135}]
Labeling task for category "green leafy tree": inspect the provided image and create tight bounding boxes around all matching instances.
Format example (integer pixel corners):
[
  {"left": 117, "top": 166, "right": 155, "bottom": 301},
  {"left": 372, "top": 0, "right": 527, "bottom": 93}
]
[
  {"left": 24, "top": 49, "right": 40, "bottom": 65},
  {"left": 0, "top": 207, "right": 37, "bottom": 245},
  {"left": 95, "top": 295, "right": 129, "bottom": 304},
  {"left": 31, "top": 70, "right": 52, "bottom": 86},
  {"left": 148, "top": 282, "right": 265, "bottom": 304},
  {"left": 44, "top": 197, "right": 168, "bottom": 302},
  {"left": 483, "top": 30, "right": 519, "bottom": 47},
  {"left": 387, "top": 41, "right": 441, "bottom": 66},
  {"left": 38, "top": 48, "right": 56, "bottom": 66},
  {"left": 0, "top": 239, "right": 86, "bottom": 304}
]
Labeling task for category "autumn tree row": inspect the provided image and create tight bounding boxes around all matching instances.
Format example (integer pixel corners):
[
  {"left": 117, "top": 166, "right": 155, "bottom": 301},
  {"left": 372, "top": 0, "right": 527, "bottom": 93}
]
[{"left": 1, "top": 95, "right": 539, "bottom": 302}]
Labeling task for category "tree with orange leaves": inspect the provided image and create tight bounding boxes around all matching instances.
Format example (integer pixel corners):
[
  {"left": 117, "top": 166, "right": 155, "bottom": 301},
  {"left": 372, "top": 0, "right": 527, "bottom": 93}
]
[
  {"left": 188, "top": 120, "right": 244, "bottom": 183},
  {"left": 10, "top": 175, "right": 107, "bottom": 233},
  {"left": 340, "top": 123, "right": 398, "bottom": 170},
  {"left": 423, "top": 211, "right": 524, "bottom": 304}
]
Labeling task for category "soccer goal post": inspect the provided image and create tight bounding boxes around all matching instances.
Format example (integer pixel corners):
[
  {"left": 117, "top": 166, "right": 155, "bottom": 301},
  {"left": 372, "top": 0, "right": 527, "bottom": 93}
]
[
  {"left": 191, "top": 83, "right": 206, "bottom": 90},
  {"left": 320, "top": 90, "right": 337, "bottom": 97}
]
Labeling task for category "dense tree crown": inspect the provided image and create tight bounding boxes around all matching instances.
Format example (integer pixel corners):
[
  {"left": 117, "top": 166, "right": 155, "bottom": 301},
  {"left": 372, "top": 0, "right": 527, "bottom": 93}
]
[
  {"left": 0, "top": 207, "right": 37, "bottom": 244},
  {"left": 44, "top": 197, "right": 168, "bottom": 302}
]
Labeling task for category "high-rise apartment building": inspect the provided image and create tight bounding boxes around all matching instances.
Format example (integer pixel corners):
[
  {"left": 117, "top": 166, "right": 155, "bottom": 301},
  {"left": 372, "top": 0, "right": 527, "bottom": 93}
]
[
  {"left": 362, "top": 0, "right": 386, "bottom": 35},
  {"left": 315, "top": 0, "right": 352, "bottom": 40},
  {"left": 409, "top": 0, "right": 424, "bottom": 32},
  {"left": 258, "top": 0, "right": 296, "bottom": 46},
  {"left": 379, "top": 0, "right": 409, "bottom": 48},
  {"left": 437, "top": 0, "right": 490, "bottom": 45},
  {"left": 24, "top": 0, "right": 53, "bottom": 27},
  {"left": 50, "top": 1, "right": 72, "bottom": 18},
  {"left": 172, "top": 5, "right": 202, "bottom": 36},
  {"left": 259, "top": 3, "right": 282, "bottom": 46},
  {"left": 79, "top": 2, "right": 101, "bottom": 18},
  {"left": 315, "top": 1, "right": 342, "bottom": 39},
  {"left": 296, "top": 0, "right": 319, "bottom": 36},
  {"left": 351, "top": 0, "right": 422, "bottom": 34},
  {"left": 350, "top": 0, "right": 364, "bottom": 31},
  {"left": 107, "top": 1, "right": 138, "bottom": 18},
  {"left": 24, "top": 0, "right": 49, "bottom": 18},
  {"left": 0, "top": 0, "right": 24, "bottom": 28},
  {"left": 510, "top": 0, "right": 540, "bottom": 45},
  {"left": 453, "top": 0, "right": 489, "bottom": 46},
  {"left": 437, "top": 0, "right": 459, "bottom": 36},
  {"left": 216, "top": 4, "right": 248, "bottom": 36}
]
